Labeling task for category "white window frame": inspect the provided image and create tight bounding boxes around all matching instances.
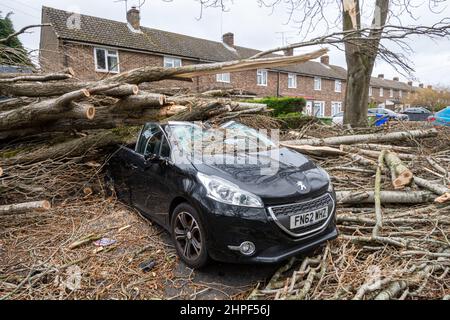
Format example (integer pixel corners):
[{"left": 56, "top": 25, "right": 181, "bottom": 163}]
[
  {"left": 314, "top": 77, "right": 322, "bottom": 91},
  {"left": 164, "top": 56, "right": 182, "bottom": 68},
  {"left": 369, "top": 86, "right": 373, "bottom": 97},
  {"left": 331, "top": 101, "right": 342, "bottom": 116},
  {"left": 94, "top": 47, "right": 120, "bottom": 73},
  {"left": 380, "top": 87, "right": 384, "bottom": 97},
  {"left": 288, "top": 73, "right": 297, "bottom": 89},
  {"left": 390, "top": 88, "right": 394, "bottom": 98},
  {"left": 313, "top": 101, "right": 325, "bottom": 117},
  {"left": 334, "top": 80, "right": 342, "bottom": 93},
  {"left": 216, "top": 73, "right": 231, "bottom": 83},
  {"left": 257, "top": 69, "right": 268, "bottom": 86}
]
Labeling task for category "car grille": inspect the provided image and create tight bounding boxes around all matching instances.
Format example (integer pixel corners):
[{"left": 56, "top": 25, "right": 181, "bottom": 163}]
[{"left": 267, "top": 193, "right": 335, "bottom": 238}]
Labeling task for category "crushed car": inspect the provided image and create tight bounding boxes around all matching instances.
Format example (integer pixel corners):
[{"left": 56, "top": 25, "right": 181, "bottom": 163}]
[{"left": 106, "top": 121, "right": 337, "bottom": 268}]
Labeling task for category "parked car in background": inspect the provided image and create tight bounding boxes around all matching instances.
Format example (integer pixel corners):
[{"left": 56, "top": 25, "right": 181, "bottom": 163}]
[
  {"left": 106, "top": 121, "right": 337, "bottom": 268},
  {"left": 401, "top": 107, "right": 432, "bottom": 121},
  {"left": 428, "top": 106, "right": 450, "bottom": 126},
  {"left": 368, "top": 108, "right": 409, "bottom": 121},
  {"left": 332, "top": 110, "right": 383, "bottom": 126}
]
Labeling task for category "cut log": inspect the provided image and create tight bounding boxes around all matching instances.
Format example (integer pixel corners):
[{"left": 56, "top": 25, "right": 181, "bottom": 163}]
[
  {"left": 340, "top": 145, "right": 415, "bottom": 161},
  {"left": 384, "top": 151, "right": 413, "bottom": 189},
  {"left": 0, "top": 200, "right": 51, "bottom": 216},
  {"left": 0, "top": 97, "right": 37, "bottom": 112},
  {"left": 111, "top": 93, "right": 166, "bottom": 111},
  {"left": 352, "top": 143, "right": 414, "bottom": 153},
  {"left": 0, "top": 166, "right": 3, "bottom": 177},
  {"left": 282, "top": 144, "right": 345, "bottom": 156},
  {"left": 336, "top": 190, "right": 435, "bottom": 204},
  {"left": 413, "top": 176, "right": 450, "bottom": 203},
  {"left": 0, "top": 84, "right": 119, "bottom": 132},
  {"left": 283, "top": 129, "right": 438, "bottom": 146},
  {"left": 0, "top": 68, "right": 74, "bottom": 83},
  {"left": 65, "top": 102, "right": 96, "bottom": 120},
  {"left": 373, "top": 151, "right": 386, "bottom": 237}
]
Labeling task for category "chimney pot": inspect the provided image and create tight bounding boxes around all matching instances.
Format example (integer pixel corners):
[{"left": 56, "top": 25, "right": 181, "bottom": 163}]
[
  {"left": 393, "top": 77, "right": 399, "bottom": 81},
  {"left": 427, "top": 85, "right": 433, "bottom": 89},
  {"left": 283, "top": 48, "right": 294, "bottom": 56},
  {"left": 320, "top": 55, "right": 330, "bottom": 66},
  {"left": 127, "top": 6, "right": 141, "bottom": 30},
  {"left": 378, "top": 74, "right": 384, "bottom": 79},
  {"left": 222, "top": 32, "right": 234, "bottom": 47},
  {"left": 407, "top": 81, "right": 413, "bottom": 86},
  {"left": 419, "top": 83, "right": 424, "bottom": 88}
]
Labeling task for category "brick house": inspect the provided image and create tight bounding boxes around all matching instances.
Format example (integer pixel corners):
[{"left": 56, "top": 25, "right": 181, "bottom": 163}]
[{"left": 39, "top": 6, "right": 415, "bottom": 117}]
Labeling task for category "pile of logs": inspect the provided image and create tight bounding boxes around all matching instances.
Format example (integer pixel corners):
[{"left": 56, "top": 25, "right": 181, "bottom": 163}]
[{"left": 247, "top": 125, "right": 450, "bottom": 300}]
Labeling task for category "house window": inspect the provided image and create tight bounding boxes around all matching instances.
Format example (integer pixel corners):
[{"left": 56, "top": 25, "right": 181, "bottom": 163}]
[
  {"left": 390, "top": 89, "right": 394, "bottom": 98},
  {"left": 288, "top": 73, "right": 297, "bottom": 88},
  {"left": 369, "top": 86, "right": 373, "bottom": 97},
  {"left": 164, "top": 56, "right": 182, "bottom": 68},
  {"left": 331, "top": 101, "right": 342, "bottom": 116},
  {"left": 257, "top": 69, "right": 268, "bottom": 86},
  {"left": 314, "top": 77, "right": 321, "bottom": 91},
  {"left": 94, "top": 48, "right": 119, "bottom": 73},
  {"left": 313, "top": 101, "right": 325, "bottom": 117},
  {"left": 335, "top": 80, "right": 342, "bottom": 93},
  {"left": 216, "top": 73, "right": 231, "bottom": 83},
  {"left": 380, "top": 87, "right": 384, "bottom": 97}
]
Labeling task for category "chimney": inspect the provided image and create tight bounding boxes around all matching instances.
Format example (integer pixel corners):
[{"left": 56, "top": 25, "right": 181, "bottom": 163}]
[
  {"left": 393, "top": 77, "right": 399, "bottom": 81},
  {"left": 427, "top": 85, "right": 433, "bottom": 90},
  {"left": 419, "top": 83, "right": 424, "bottom": 88},
  {"left": 222, "top": 32, "right": 234, "bottom": 47},
  {"left": 407, "top": 81, "right": 413, "bottom": 86},
  {"left": 320, "top": 55, "right": 330, "bottom": 66},
  {"left": 127, "top": 6, "right": 141, "bottom": 31},
  {"left": 283, "top": 48, "right": 294, "bottom": 56},
  {"left": 378, "top": 74, "right": 384, "bottom": 79}
]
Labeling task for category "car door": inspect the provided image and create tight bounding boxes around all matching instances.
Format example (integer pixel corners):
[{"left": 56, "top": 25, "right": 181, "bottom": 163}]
[{"left": 131, "top": 124, "right": 173, "bottom": 225}]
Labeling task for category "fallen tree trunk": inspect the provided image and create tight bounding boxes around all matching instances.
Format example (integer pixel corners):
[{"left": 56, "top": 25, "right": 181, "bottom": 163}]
[
  {"left": 0, "top": 200, "right": 51, "bottom": 215},
  {"left": 340, "top": 145, "right": 415, "bottom": 161},
  {"left": 336, "top": 190, "right": 435, "bottom": 204},
  {"left": 283, "top": 129, "right": 438, "bottom": 146},
  {"left": 384, "top": 151, "right": 413, "bottom": 189}
]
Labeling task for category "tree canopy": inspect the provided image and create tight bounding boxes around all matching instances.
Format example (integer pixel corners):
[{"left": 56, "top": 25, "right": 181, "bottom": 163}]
[{"left": 0, "top": 12, "right": 32, "bottom": 66}]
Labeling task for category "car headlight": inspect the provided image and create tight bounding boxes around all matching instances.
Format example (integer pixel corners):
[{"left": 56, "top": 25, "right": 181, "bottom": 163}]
[{"left": 197, "top": 172, "right": 264, "bottom": 208}]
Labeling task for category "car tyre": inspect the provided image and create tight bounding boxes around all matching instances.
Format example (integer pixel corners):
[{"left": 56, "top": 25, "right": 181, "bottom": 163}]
[{"left": 171, "top": 203, "right": 209, "bottom": 269}]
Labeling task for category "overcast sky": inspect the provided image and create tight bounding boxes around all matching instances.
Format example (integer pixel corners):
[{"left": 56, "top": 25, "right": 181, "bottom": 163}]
[{"left": 2, "top": 0, "right": 450, "bottom": 86}]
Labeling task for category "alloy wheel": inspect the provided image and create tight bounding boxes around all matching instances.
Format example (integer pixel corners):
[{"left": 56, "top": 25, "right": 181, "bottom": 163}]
[{"left": 174, "top": 211, "right": 203, "bottom": 261}]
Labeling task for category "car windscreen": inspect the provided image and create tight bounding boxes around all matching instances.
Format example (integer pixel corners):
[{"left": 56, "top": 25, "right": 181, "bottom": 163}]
[{"left": 167, "top": 122, "right": 277, "bottom": 155}]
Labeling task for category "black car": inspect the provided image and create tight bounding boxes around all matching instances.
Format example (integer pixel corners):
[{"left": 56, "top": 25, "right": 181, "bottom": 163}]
[
  {"left": 106, "top": 121, "right": 337, "bottom": 268},
  {"left": 401, "top": 107, "right": 432, "bottom": 121}
]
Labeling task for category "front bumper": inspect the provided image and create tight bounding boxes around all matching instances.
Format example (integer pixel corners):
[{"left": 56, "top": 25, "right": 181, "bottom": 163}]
[{"left": 192, "top": 192, "right": 338, "bottom": 264}]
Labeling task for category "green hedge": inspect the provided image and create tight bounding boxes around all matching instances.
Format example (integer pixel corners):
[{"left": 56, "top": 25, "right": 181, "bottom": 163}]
[{"left": 250, "top": 97, "right": 306, "bottom": 117}]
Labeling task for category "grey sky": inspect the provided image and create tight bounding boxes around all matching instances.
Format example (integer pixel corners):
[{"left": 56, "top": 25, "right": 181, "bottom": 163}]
[{"left": 2, "top": 0, "right": 450, "bottom": 86}]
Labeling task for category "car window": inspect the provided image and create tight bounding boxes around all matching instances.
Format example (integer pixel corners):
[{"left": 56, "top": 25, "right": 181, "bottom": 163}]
[
  {"left": 160, "top": 135, "right": 171, "bottom": 158},
  {"left": 137, "top": 123, "right": 165, "bottom": 156},
  {"left": 146, "top": 131, "right": 164, "bottom": 156}
]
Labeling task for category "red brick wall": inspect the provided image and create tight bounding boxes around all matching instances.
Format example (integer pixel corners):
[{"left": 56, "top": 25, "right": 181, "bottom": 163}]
[{"left": 40, "top": 41, "right": 348, "bottom": 116}]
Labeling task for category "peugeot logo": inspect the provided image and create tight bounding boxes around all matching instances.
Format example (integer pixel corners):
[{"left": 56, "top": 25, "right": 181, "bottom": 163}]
[{"left": 296, "top": 181, "right": 307, "bottom": 191}]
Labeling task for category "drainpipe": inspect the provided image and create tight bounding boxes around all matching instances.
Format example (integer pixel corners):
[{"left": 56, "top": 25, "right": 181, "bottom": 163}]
[{"left": 277, "top": 71, "right": 280, "bottom": 97}]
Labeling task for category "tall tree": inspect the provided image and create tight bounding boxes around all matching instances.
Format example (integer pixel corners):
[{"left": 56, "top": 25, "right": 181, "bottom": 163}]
[
  {"left": 0, "top": 12, "right": 32, "bottom": 66},
  {"left": 182, "top": 0, "right": 450, "bottom": 127}
]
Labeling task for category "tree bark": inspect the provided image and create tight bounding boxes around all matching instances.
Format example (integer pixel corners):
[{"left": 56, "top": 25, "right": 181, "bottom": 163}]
[
  {"left": 0, "top": 200, "right": 51, "bottom": 215},
  {"left": 283, "top": 128, "right": 438, "bottom": 146},
  {"left": 384, "top": 151, "right": 413, "bottom": 189},
  {"left": 336, "top": 190, "right": 435, "bottom": 204},
  {"left": 342, "top": 0, "right": 389, "bottom": 127}
]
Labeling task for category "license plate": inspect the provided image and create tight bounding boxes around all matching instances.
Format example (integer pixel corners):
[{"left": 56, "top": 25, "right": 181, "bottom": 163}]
[{"left": 290, "top": 207, "right": 328, "bottom": 229}]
